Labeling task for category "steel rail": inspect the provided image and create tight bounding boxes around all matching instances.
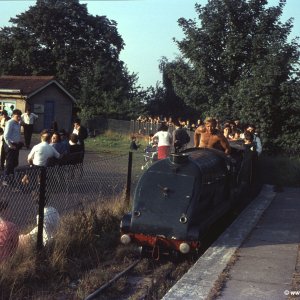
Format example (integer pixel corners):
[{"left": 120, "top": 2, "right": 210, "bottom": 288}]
[{"left": 84, "top": 259, "right": 141, "bottom": 300}]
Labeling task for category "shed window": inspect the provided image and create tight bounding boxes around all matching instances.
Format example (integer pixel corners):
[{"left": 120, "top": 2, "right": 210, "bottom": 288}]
[{"left": 0, "top": 100, "right": 16, "bottom": 112}]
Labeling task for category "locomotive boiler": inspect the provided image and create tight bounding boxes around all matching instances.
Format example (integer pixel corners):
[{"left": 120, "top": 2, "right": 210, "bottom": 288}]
[{"left": 120, "top": 145, "right": 254, "bottom": 256}]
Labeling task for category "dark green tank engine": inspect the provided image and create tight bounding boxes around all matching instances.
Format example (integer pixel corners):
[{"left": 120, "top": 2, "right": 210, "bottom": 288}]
[{"left": 120, "top": 147, "right": 249, "bottom": 256}]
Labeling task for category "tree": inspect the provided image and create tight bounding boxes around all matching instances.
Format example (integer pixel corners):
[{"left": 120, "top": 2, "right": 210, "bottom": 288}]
[
  {"left": 143, "top": 84, "right": 166, "bottom": 118},
  {"left": 165, "top": 0, "right": 300, "bottom": 152},
  {"left": 80, "top": 60, "right": 146, "bottom": 120},
  {"left": 159, "top": 57, "right": 199, "bottom": 119},
  {"left": 0, "top": 0, "right": 143, "bottom": 119}
]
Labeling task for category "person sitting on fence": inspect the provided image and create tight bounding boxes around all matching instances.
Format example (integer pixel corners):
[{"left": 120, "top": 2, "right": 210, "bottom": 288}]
[
  {"left": 0, "top": 201, "right": 19, "bottom": 263},
  {"left": 50, "top": 131, "right": 69, "bottom": 155},
  {"left": 27, "top": 130, "right": 61, "bottom": 167},
  {"left": 69, "top": 133, "right": 84, "bottom": 153},
  {"left": 130, "top": 135, "right": 140, "bottom": 151},
  {"left": 19, "top": 206, "right": 60, "bottom": 247}
]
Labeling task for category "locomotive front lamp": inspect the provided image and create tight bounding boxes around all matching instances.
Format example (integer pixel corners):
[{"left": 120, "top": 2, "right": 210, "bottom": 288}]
[
  {"left": 179, "top": 242, "right": 190, "bottom": 254},
  {"left": 120, "top": 234, "right": 131, "bottom": 245}
]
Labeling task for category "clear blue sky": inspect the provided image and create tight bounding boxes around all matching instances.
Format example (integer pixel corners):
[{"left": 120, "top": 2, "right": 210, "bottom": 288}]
[{"left": 1, "top": 0, "right": 299, "bottom": 88}]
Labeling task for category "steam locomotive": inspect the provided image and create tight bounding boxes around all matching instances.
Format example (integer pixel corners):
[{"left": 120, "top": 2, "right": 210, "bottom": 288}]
[{"left": 120, "top": 144, "right": 256, "bottom": 257}]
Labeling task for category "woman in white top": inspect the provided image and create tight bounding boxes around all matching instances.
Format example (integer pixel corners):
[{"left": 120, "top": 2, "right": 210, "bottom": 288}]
[{"left": 152, "top": 122, "right": 172, "bottom": 160}]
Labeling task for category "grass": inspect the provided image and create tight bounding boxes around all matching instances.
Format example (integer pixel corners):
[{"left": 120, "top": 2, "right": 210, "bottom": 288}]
[
  {"left": 85, "top": 130, "right": 148, "bottom": 156},
  {"left": 85, "top": 130, "right": 149, "bottom": 184}
]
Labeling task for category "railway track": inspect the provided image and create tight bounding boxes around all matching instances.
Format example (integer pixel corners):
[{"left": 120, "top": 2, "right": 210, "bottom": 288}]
[
  {"left": 85, "top": 259, "right": 141, "bottom": 300},
  {"left": 82, "top": 224, "right": 227, "bottom": 300},
  {"left": 83, "top": 254, "right": 195, "bottom": 300}
]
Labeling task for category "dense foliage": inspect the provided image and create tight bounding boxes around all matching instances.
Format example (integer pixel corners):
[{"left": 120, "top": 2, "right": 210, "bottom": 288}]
[
  {"left": 161, "top": 0, "right": 300, "bottom": 153},
  {"left": 0, "top": 0, "right": 143, "bottom": 120}
]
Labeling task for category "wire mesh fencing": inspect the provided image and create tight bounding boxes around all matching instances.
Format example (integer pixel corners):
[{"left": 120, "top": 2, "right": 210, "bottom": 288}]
[{"left": 0, "top": 152, "right": 136, "bottom": 262}]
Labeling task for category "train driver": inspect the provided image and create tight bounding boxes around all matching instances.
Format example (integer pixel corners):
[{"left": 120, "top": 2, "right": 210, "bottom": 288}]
[{"left": 194, "top": 117, "right": 231, "bottom": 154}]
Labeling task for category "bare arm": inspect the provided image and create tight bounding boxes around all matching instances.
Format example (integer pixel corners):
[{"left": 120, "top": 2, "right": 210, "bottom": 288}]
[
  {"left": 219, "top": 134, "right": 231, "bottom": 154},
  {"left": 194, "top": 126, "right": 203, "bottom": 147}
]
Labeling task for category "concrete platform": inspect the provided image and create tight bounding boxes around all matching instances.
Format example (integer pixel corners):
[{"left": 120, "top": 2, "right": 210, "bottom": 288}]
[{"left": 163, "top": 185, "right": 300, "bottom": 300}]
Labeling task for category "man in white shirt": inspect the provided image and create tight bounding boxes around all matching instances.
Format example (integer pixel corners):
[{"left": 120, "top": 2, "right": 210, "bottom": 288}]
[
  {"left": 21, "top": 108, "right": 38, "bottom": 149},
  {"left": 3, "top": 109, "right": 23, "bottom": 178},
  {"left": 28, "top": 130, "right": 60, "bottom": 167}
]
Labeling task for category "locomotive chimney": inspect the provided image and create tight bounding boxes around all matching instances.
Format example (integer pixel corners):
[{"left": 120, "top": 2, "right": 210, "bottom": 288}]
[{"left": 169, "top": 153, "right": 189, "bottom": 164}]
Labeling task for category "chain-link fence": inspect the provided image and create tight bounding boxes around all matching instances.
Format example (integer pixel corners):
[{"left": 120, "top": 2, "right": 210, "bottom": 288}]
[{"left": 0, "top": 151, "right": 146, "bottom": 263}]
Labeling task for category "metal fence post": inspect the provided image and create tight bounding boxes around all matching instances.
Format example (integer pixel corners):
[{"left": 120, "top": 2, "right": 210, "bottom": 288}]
[
  {"left": 125, "top": 152, "right": 132, "bottom": 205},
  {"left": 36, "top": 167, "right": 47, "bottom": 252}
]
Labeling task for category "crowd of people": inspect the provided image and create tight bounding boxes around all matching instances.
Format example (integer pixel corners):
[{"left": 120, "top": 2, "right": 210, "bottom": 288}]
[
  {"left": 133, "top": 115, "right": 262, "bottom": 161},
  {"left": 0, "top": 107, "right": 88, "bottom": 185},
  {"left": 136, "top": 115, "right": 199, "bottom": 134}
]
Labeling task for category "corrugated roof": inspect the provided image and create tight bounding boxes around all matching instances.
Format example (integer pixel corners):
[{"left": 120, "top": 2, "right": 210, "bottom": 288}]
[{"left": 0, "top": 76, "right": 55, "bottom": 95}]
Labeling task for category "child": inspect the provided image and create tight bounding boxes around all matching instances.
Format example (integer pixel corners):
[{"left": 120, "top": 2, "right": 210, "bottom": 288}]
[
  {"left": 130, "top": 136, "right": 140, "bottom": 151},
  {"left": 148, "top": 133, "right": 158, "bottom": 148}
]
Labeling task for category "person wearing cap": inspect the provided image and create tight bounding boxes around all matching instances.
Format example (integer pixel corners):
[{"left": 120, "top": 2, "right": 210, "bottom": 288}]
[
  {"left": 3, "top": 109, "right": 24, "bottom": 180},
  {"left": 21, "top": 108, "right": 38, "bottom": 149}
]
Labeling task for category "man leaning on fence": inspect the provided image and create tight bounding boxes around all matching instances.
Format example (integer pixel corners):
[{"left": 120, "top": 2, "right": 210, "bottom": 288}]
[{"left": 27, "top": 130, "right": 61, "bottom": 167}]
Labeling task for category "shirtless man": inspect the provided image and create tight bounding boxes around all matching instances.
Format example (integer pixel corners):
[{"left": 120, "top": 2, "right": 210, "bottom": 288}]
[{"left": 194, "top": 117, "right": 231, "bottom": 154}]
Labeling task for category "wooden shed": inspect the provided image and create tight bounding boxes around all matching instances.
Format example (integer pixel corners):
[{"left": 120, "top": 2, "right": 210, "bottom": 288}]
[{"left": 0, "top": 76, "right": 75, "bottom": 132}]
